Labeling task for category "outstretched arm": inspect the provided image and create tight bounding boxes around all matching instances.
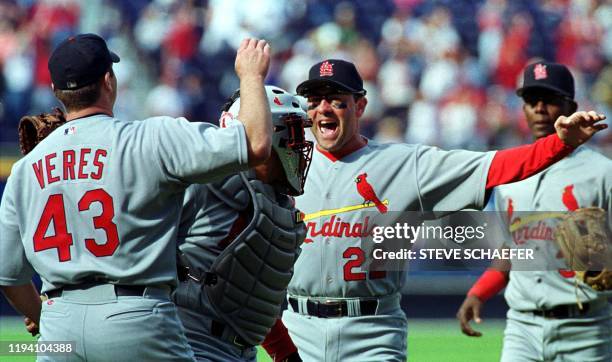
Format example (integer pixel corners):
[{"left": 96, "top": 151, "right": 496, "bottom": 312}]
[{"left": 486, "top": 111, "right": 606, "bottom": 190}]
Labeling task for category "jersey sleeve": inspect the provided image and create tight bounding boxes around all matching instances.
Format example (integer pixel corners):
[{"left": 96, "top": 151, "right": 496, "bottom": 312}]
[
  {"left": 177, "top": 185, "right": 201, "bottom": 243},
  {"left": 0, "top": 170, "right": 36, "bottom": 285},
  {"left": 415, "top": 145, "right": 495, "bottom": 211},
  {"left": 485, "top": 133, "right": 574, "bottom": 190},
  {"left": 151, "top": 117, "right": 249, "bottom": 185}
]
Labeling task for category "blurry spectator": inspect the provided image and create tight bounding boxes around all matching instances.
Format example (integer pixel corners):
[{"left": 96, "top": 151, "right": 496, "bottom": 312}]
[
  {"left": 375, "top": 116, "right": 404, "bottom": 143},
  {"left": 378, "top": 45, "right": 415, "bottom": 113},
  {"left": 404, "top": 93, "right": 437, "bottom": 145},
  {"left": 0, "top": 0, "right": 611, "bottom": 156},
  {"left": 134, "top": 2, "right": 171, "bottom": 56},
  {"left": 2, "top": 50, "right": 33, "bottom": 126},
  {"left": 162, "top": 2, "right": 202, "bottom": 61},
  {"left": 494, "top": 12, "right": 531, "bottom": 89},
  {"left": 145, "top": 81, "right": 184, "bottom": 118},
  {"left": 419, "top": 51, "right": 459, "bottom": 101},
  {"left": 438, "top": 88, "right": 483, "bottom": 149},
  {"left": 279, "top": 39, "right": 317, "bottom": 93},
  {"left": 420, "top": 6, "right": 460, "bottom": 61},
  {"left": 477, "top": 0, "right": 505, "bottom": 74}
]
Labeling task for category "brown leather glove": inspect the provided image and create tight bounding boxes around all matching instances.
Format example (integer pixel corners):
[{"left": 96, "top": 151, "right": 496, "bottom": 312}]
[
  {"left": 554, "top": 207, "right": 612, "bottom": 291},
  {"left": 18, "top": 107, "right": 67, "bottom": 155}
]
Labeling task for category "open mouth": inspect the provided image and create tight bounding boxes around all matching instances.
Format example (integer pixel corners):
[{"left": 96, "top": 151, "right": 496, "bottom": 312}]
[{"left": 318, "top": 120, "right": 339, "bottom": 138}]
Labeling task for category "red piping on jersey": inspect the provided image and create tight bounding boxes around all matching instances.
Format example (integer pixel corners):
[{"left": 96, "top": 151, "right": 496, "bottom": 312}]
[
  {"left": 316, "top": 138, "right": 368, "bottom": 162},
  {"left": 261, "top": 319, "right": 298, "bottom": 360},
  {"left": 486, "top": 134, "right": 574, "bottom": 191}
]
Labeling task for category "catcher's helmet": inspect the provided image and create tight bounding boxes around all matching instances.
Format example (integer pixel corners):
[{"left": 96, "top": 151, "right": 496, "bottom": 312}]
[{"left": 220, "top": 85, "right": 313, "bottom": 196}]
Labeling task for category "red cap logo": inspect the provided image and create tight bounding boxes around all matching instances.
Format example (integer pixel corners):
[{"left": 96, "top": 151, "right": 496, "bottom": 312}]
[
  {"left": 320, "top": 61, "right": 333, "bottom": 77},
  {"left": 273, "top": 96, "right": 283, "bottom": 106},
  {"left": 534, "top": 64, "right": 547, "bottom": 80}
]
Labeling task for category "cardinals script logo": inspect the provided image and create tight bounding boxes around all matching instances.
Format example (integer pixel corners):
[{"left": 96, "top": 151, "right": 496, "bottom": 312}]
[
  {"left": 506, "top": 185, "right": 582, "bottom": 278},
  {"left": 355, "top": 173, "right": 388, "bottom": 213}
]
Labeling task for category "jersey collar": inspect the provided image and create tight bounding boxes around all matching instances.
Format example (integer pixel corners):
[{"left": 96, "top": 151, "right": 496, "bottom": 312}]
[{"left": 316, "top": 137, "right": 368, "bottom": 162}]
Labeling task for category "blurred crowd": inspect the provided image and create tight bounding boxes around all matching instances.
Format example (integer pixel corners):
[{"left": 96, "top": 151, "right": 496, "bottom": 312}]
[{"left": 1, "top": 0, "right": 611, "bottom": 151}]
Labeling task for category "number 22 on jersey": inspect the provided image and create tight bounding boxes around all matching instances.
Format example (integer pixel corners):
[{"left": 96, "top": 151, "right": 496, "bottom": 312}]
[
  {"left": 34, "top": 188, "right": 119, "bottom": 261},
  {"left": 343, "top": 246, "right": 386, "bottom": 281}
]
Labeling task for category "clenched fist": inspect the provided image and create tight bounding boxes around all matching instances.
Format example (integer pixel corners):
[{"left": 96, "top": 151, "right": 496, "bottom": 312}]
[{"left": 235, "top": 38, "right": 271, "bottom": 81}]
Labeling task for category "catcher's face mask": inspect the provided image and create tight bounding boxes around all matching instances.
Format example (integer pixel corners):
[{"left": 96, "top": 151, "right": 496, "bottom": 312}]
[{"left": 221, "top": 86, "right": 313, "bottom": 195}]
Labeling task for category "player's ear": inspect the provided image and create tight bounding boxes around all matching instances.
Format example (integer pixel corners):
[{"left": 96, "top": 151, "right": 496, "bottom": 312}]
[
  {"left": 355, "top": 96, "right": 367, "bottom": 118},
  {"left": 103, "top": 72, "right": 113, "bottom": 90}
]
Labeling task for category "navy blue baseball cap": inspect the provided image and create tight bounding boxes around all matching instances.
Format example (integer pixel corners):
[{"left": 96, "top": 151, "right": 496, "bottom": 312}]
[
  {"left": 296, "top": 59, "right": 366, "bottom": 96},
  {"left": 516, "top": 62, "right": 575, "bottom": 99},
  {"left": 48, "top": 33, "right": 120, "bottom": 90}
]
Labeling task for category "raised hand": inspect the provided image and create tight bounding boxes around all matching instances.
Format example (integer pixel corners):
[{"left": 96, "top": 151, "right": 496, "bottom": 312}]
[
  {"left": 555, "top": 111, "right": 607, "bottom": 147},
  {"left": 235, "top": 38, "right": 271, "bottom": 81}
]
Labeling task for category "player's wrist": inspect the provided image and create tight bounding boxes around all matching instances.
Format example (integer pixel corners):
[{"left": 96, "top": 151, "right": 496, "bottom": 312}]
[
  {"left": 551, "top": 131, "right": 578, "bottom": 150},
  {"left": 467, "top": 269, "right": 508, "bottom": 302}
]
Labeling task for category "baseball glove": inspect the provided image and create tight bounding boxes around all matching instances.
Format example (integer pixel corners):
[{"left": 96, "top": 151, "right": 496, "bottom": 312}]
[
  {"left": 18, "top": 108, "right": 67, "bottom": 155},
  {"left": 554, "top": 207, "right": 612, "bottom": 291}
]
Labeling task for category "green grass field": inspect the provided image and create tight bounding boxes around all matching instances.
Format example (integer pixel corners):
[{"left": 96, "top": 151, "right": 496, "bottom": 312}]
[{"left": 1, "top": 317, "right": 504, "bottom": 361}]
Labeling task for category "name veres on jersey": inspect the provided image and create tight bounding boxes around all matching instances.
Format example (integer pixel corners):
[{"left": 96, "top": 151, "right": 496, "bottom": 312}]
[{"left": 31, "top": 148, "right": 108, "bottom": 189}]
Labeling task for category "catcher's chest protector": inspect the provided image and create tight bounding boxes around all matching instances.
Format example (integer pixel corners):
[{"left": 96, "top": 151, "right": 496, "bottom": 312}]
[{"left": 205, "top": 173, "right": 306, "bottom": 345}]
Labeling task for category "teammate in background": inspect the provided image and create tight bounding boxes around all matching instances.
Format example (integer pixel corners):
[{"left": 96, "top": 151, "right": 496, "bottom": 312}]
[
  {"left": 174, "top": 86, "right": 311, "bottom": 362},
  {"left": 283, "top": 59, "right": 607, "bottom": 361},
  {"left": 0, "top": 33, "right": 272, "bottom": 361},
  {"left": 457, "top": 62, "right": 611, "bottom": 361}
]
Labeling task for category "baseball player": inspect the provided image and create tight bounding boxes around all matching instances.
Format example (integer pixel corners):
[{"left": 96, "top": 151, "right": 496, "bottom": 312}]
[
  {"left": 457, "top": 62, "right": 612, "bottom": 361},
  {"left": 282, "top": 59, "right": 608, "bottom": 361},
  {"left": 173, "top": 85, "right": 311, "bottom": 362},
  {"left": 0, "top": 33, "right": 273, "bottom": 361}
]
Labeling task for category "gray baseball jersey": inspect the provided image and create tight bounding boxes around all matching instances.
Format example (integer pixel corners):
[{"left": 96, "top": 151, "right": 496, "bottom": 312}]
[
  {"left": 490, "top": 146, "right": 612, "bottom": 310},
  {"left": 0, "top": 114, "right": 248, "bottom": 292},
  {"left": 175, "top": 180, "right": 257, "bottom": 362},
  {"left": 288, "top": 140, "right": 495, "bottom": 298},
  {"left": 489, "top": 146, "right": 612, "bottom": 362},
  {"left": 283, "top": 140, "right": 494, "bottom": 361},
  {"left": 175, "top": 172, "right": 302, "bottom": 361}
]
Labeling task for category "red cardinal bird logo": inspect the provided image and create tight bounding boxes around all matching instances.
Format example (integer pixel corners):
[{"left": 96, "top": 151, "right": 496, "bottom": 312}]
[
  {"left": 562, "top": 185, "right": 579, "bottom": 211},
  {"left": 355, "top": 173, "right": 387, "bottom": 214},
  {"left": 558, "top": 184, "right": 579, "bottom": 278},
  {"left": 507, "top": 198, "right": 514, "bottom": 223}
]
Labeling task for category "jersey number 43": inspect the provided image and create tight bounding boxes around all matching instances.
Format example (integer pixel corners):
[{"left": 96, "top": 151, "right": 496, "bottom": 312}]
[{"left": 33, "top": 189, "right": 119, "bottom": 262}]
